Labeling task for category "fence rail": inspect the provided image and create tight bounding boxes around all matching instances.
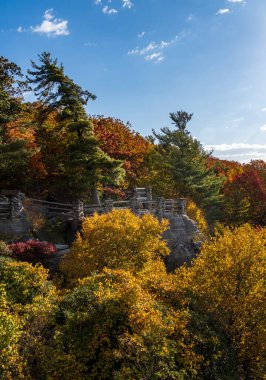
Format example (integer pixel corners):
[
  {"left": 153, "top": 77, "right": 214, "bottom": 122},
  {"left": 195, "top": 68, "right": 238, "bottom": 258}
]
[{"left": 0, "top": 190, "right": 187, "bottom": 223}]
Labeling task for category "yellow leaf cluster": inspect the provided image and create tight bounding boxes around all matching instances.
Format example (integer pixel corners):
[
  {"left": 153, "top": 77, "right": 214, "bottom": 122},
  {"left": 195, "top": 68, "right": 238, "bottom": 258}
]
[
  {"left": 61, "top": 209, "right": 170, "bottom": 282},
  {"left": 186, "top": 199, "right": 208, "bottom": 236}
]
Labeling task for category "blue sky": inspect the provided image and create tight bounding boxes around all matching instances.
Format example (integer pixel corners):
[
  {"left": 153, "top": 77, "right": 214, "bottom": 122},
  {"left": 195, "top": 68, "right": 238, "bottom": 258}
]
[{"left": 1, "top": 0, "right": 266, "bottom": 162}]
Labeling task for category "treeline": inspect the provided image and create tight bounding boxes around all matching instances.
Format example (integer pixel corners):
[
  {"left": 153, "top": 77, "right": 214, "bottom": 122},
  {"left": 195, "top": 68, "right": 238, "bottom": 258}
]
[
  {"left": 0, "top": 213, "right": 265, "bottom": 379},
  {"left": 0, "top": 53, "right": 265, "bottom": 226}
]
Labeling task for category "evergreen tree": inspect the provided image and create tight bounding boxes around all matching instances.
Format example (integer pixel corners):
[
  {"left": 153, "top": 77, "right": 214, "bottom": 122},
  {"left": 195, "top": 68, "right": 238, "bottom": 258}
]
[
  {"left": 27, "top": 52, "right": 124, "bottom": 201},
  {"left": 27, "top": 51, "right": 96, "bottom": 122},
  {"left": 66, "top": 120, "right": 125, "bottom": 202},
  {"left": 0, "top": 57, "right": 31, "bottom": 189},
  {"left": 153, "top": 111, "right": 224, "bottom": 221}
]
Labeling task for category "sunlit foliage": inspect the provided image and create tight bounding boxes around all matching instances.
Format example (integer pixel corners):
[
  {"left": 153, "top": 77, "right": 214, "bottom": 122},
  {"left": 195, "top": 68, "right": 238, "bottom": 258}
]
[
  {"left": 176, "top": 224, "right": 266, "bottom": 379},
  {"left": 61, "top": 209, "right": 169, "bottom": 281}
]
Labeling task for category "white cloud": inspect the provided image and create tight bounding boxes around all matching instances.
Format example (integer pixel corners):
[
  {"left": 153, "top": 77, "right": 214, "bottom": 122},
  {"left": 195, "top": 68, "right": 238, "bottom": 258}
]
[
  {"left": 102, "top": 5, "right": 118, "bottom": 14},
  {"left": 204, "top": 143, "right": 266, "bottom": 163},
  {"left": 30, "top": 9, "right": 69, "bottom": 37},
  {"left": 261, "top": 108, "right": 266, "bottom": 112},
  {"left": 216, "top": 8, "right": 230, "bottom": 15},
  {"left": 145, "top": 52, "right": 164, "bottom": 63},
  {"left": 227, "top": 0, "right": 244, "bottom": 3},
  {"left": 122, "top": 0, "right": 133, "bottom": 9},
  {"left": 205, "top": 143, "right": 266, "bottom": 151},
  {"left": 145, "top": 53, "right": 161, "bottom": 61},
  {"left": 95, "top": 0, "right": 133, "bottom": 12},
  {"left": 128, "top": 33, "right": 184, "bottom": 63},
  {"left": 138, "top": 31, "right": 145, "bottom": 38},
  {"left": 128, "top": 41, "right": 157, "bottom": 56},
  {"left": 260, "top": 125, "right": 266, "bottom": 132}
]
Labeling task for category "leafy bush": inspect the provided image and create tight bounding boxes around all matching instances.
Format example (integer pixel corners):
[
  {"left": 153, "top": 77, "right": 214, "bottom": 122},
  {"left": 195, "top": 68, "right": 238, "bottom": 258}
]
[
  {"left": 60, "top": 209, "right": 169, "bottom": 282},
  {"left": 0, "top": 258, "right": 56, "bottom": 306},
  {"left": 0, "top": 258, "right": 58, "bottom": 379},
  {"left": 0, "top": 285, "right": 25, "bottom": 379},
  {"left": 8, "top": 240, "right": 57, "bottom": 264},
  {"left": 0, "top": 240, "right": 11, "bottom": 257}
]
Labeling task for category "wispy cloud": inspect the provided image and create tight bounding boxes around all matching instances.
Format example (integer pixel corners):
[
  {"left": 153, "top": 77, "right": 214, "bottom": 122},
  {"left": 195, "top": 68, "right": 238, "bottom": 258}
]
[
  {"left": 261, "top": 108, "right": 266, "bottom": 112},
  {"left": 227, "top": 0, "right": 244, "bottom": 3},
  {"left": 145, "top": 52, "right": 164, "bottom": 63},
  {"left": 216, "top": 8, "right": 230, "bottom": 15},
  {"left": 128, "top": 32, "right": 185, "bottom": 63},
  {"left": 260, "top": 125, "right": 266, "bottom": 132},
  {"left": 138, "top": 31, "right": 145, "bottom": 38},
  {"left": 102, "top": 5, "right": 118, "bottom": 14},
  {"left": 30, "top": 9, "right": 69, "bottom": 37},
  {"left": 204, "top": 143, "right": 266, "bottom": 163},
  {"left": 94, "top": 0, "right": 133, "bottom": 14},
  {"left": 122, "top": 0, "right": 133, "bottom": 9},
  {"left": 17, "top": 26, "right": 26, "bottom": 33},
  {"left": 128, "top": 41, "right": 157, "bottom": 56}
]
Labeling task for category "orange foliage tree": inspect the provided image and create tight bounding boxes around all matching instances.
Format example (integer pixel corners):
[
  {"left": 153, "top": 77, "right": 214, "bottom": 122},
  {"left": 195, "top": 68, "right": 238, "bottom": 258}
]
[{"left": 92, "top": 116, "right": 152, "bottom": 190}]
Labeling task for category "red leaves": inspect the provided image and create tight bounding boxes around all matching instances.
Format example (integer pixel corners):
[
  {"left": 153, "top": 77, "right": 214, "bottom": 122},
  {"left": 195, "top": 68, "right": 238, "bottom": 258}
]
[
  {"left": 9, "top": 240, "right": 57, "bottom": 263},
  {"left": 92, "top": 117, "right": 152, "bottom": 181}
]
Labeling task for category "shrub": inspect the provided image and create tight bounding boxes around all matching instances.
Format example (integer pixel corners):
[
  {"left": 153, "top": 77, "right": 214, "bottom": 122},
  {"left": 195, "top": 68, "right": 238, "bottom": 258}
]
[
  {"left": 60, "top": 209, "right": 169, "bottom": 282},
  {"left": 0, "top": 241, "right": 11, "bottom": 257},
  {"left": 0, "top": 285, "right": 25, "bottom": 379},
  {"left": 0, "top": 259, "right": 58, "bottom": 379},
  {"left": 8, "top": 240, "right": 57, "bottom": 264},
  {"left": 0, "top": 259, "right": 56, "bottom": 306}
]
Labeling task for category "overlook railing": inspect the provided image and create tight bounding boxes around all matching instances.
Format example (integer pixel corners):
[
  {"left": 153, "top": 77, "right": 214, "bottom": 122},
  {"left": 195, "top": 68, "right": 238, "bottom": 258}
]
[{"left": 0, "top": 189, "right": 187, "bottom": 224}]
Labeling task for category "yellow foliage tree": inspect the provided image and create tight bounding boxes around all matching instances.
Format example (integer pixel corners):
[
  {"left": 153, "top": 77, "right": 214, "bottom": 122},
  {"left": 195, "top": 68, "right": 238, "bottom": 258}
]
[
  {"left": 177, "top": 224, "right": 266, "bottom": 379},
  {"left": 44, "top": 268, "right": 200, "bottom": 379},
  {"left": 61, "top": 209, "right": 170, "bottom": 282}
]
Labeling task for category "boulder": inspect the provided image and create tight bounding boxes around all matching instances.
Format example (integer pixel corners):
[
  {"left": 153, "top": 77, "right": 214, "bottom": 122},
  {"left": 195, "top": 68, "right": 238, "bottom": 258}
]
[{"left": 163, "top": 214, "right": 201, "bottom": 271}]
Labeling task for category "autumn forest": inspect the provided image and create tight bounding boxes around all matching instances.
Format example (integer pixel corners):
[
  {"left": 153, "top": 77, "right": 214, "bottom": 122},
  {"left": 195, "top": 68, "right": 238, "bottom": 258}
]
[{"left": 0, "top": 53, "right": 265, "bottom": 379}]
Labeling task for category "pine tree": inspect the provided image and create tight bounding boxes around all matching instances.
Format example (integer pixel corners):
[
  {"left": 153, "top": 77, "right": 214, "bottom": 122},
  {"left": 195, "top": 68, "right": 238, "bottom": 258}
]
[
  {"left": 27, "top": 52, "right": 124, "bottom": 201},
  {"left": 153, "top": 111, "right": 224, "bottom": 221}
]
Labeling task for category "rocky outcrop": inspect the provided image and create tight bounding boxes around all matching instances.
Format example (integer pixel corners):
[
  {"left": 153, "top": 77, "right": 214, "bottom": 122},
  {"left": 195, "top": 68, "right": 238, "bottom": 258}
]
[{"left": 163, "top": 214, "right": 201, "bottom": 271}]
